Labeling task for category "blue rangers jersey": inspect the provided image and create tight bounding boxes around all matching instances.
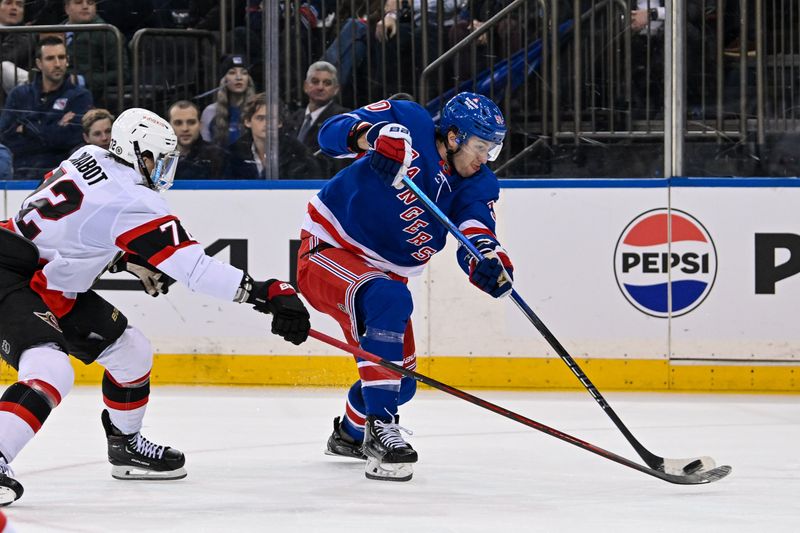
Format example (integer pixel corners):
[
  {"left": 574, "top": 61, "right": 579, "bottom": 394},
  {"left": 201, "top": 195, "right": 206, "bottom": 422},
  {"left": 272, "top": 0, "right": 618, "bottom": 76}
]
[{"left": 302, "top": 99, "right": 505, "bottom": 278}]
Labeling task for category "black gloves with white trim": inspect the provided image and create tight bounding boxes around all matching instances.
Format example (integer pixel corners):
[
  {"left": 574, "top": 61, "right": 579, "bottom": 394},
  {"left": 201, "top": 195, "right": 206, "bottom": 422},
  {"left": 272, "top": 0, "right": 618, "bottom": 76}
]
[{"left": 237, "top": 275, "right": 311, "bottom": 345}]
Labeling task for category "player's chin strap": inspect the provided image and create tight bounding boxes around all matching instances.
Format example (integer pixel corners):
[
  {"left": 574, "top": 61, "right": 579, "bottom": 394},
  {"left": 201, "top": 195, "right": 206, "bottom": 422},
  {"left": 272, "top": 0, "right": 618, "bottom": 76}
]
[
  {"left": 439, "top": 131, "right": 461, "bottom": 171},
  {"left": 444, "top": 146, "right": 459, "bottom": 171},
  {"left": 132, "top": 140, "right": 155, "bottom": 189}
]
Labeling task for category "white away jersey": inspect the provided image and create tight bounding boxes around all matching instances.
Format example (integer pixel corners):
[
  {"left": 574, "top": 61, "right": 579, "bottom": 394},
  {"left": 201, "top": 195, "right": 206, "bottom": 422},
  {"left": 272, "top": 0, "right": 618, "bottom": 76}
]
[{"left": 3, "top": 145, "right": 243, "bottom": 317}]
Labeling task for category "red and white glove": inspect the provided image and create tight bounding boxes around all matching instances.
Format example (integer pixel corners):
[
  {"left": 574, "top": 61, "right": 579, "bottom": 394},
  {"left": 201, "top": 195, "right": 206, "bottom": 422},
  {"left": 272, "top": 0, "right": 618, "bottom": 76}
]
[{"left": 365, "top": 121, "right": 412, "bottom": 189}]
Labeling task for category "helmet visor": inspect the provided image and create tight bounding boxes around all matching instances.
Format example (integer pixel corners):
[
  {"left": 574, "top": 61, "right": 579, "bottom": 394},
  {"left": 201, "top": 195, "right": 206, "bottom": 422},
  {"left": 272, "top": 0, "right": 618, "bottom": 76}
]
[
  {"left": 151, "top": 150, "right": 180, "bottom": 191},
  {"left": 461, "top": 135, "right": 503, "bottom": 162}
]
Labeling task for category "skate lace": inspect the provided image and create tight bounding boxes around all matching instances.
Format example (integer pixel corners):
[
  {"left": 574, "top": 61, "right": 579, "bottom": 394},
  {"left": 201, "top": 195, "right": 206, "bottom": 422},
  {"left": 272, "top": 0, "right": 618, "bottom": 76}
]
[
  {"left": 129, "top": 433, "right": 165, "bottom": 460},
  {"left": 374, "top": 412, "right": 413, "bottom": 450}
]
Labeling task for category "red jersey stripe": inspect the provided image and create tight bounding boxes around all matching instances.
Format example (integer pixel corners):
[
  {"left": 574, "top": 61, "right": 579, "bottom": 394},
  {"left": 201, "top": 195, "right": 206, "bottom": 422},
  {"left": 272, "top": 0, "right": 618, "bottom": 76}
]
[
  {"left": 462, "top": 226, "right": 497, "bottom": 239},
  {"left": 115, "top": 215, "right": 179, "bottom": 250},
  {"left": 307, "top": 203, "right": 368, "bottom": 258}
]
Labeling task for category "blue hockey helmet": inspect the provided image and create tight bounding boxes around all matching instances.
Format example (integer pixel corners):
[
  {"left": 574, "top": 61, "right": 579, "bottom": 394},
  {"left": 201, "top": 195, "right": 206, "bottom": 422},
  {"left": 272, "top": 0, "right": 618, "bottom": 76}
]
[{"left": 438, "top": 92, "right": 506, "bottom": 160}]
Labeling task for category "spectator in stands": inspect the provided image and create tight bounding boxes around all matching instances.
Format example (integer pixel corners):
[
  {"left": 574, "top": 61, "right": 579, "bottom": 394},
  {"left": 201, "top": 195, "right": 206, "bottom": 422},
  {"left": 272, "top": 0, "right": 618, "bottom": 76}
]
[
  {"left": 80, "top": 108, "right": 113, "bottom": 150},
  {"left": 287, "top": 61, "right": 350, "bottom": 177},
  {"left": 0, "top": 0, "right": 35, "bottom": 95},
  {"left": 448, "top": 1, "right": 521, "bottom": 81},
  {"left": 227, "top": 92, "right": 322, "bottom": 179},
  {"left": 0, "top": 141, "right": 11, "bottom": 179},
  {"left": 168, "top": 99, "right": 228, "bottom": 180},
  {"left": 201, "top": 54, "right": 256, "bottom": 148},
  {"left": 324, "top": 0, "right": 465, "bottom": 100},
  {"left": 320, "top": 1, "right": 383, "bottom": 90},
  {"left": 629, "top": 0, "right": 709, "bottom": 113},
  {"left": 0, "top": 36, "right": 92, "bottom": 179},
  {"left": 62, "top": 0, "right": 130, "bottom": 108},
  {"left": 322, "top": 0, "right": 403, "bottom": 101},
  {"left": 236, "top": 1, "right": 337, "bottom": 96}
]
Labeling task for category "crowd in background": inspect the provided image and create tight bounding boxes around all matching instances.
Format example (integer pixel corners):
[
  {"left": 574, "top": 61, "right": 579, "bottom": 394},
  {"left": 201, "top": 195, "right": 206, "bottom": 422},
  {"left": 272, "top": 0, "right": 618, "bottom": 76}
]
[{"left": 0, "top": 1, "right": 788, "bottom": 180}]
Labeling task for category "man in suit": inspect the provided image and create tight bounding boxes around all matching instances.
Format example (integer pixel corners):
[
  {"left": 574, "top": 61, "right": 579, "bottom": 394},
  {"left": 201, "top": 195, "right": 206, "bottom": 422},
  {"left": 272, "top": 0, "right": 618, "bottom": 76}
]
[{"left": 288, "top": 60, "right": 350, "bottom": 177}]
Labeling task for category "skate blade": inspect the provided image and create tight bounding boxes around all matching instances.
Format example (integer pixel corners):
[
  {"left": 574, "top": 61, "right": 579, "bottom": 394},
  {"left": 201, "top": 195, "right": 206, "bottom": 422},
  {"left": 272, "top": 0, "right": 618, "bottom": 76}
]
[
  {"left": 111, "top": 465, "right": 187, "bottom": 481},
  {"left": 0, "top": 486, "right": 21, "bottom": 506},
  {"left": 364, "top": 458, "right": 413, "bottom": 482}
]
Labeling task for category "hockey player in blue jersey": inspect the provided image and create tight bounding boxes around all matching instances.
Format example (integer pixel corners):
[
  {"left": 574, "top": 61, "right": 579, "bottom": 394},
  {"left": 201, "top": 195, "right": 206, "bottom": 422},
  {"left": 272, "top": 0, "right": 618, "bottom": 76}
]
[{"left": 296, "top": 92, "right": 513, "bottom": 481}]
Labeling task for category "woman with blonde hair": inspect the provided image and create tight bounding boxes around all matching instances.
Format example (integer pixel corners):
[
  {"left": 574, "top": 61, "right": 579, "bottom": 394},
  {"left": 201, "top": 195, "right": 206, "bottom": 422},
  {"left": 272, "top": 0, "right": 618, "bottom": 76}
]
[{"left": 200, "top": 54, "right": 256, "bottom": 147}]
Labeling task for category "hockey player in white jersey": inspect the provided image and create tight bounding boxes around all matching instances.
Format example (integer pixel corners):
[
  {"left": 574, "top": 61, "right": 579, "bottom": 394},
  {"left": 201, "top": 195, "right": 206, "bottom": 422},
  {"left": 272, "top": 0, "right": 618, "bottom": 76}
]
[{"left": 0, "top": 108, "right": 310, "bottom": 505}]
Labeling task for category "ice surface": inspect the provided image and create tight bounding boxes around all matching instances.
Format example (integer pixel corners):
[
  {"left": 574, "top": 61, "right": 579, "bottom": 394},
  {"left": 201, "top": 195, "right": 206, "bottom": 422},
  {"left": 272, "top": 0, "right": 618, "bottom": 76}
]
[{"left": 5, "top": 387, "right": 798, "bottom": 532}]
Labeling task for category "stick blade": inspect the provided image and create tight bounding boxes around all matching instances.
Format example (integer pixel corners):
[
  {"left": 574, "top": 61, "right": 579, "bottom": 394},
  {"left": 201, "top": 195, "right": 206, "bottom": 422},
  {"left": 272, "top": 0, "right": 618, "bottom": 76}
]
[
  {"left": 660, "top": 464, "right": 732, "bottom": 485},
  {"left": 661, "top": 456, "right": 717, "bottom": 476}
]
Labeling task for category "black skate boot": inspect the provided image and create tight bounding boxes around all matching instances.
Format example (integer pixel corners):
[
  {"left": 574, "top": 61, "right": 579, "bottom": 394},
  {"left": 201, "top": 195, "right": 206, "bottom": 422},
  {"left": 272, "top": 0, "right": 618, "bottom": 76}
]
[
  {"left": 325, "top": 416, "right": 366, "bottom": 460},
  {"left": 102, "top": 409, "right": 187, "bottom": 480},
  {"left": 0, "top": 457, "right": 23, "bottom": 506},
  {"left": 363, "top": 414, "right": 417, "bottom": 482}
]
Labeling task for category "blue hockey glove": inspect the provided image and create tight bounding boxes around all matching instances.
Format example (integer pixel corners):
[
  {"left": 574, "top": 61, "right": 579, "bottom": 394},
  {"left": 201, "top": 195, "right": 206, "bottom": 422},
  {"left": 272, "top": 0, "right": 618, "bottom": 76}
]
[
  {"left": 468, "top": 246, "right": 514, "bottom": 298},
  {"left": 365, "top": 121, "right": 412, "bottom": 189}
]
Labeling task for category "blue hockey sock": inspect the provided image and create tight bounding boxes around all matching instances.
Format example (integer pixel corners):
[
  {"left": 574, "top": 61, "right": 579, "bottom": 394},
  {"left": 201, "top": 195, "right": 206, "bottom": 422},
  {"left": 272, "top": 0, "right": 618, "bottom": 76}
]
[
  {"left": 353, "top": 278, "right": 413, "bottom": 421},
  {"left": 359, "top": 327, "right": 403, "bottom": 419}
]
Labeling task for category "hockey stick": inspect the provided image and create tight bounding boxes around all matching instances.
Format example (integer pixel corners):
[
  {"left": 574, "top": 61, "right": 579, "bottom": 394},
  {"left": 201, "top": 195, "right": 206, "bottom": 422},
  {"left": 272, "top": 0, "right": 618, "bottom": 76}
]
[
  {"left": 400, "top": 175, "right": 718, "bottom": 476},
  {"left": 309, "top": 328, "right": 731, "bottom": 485}
]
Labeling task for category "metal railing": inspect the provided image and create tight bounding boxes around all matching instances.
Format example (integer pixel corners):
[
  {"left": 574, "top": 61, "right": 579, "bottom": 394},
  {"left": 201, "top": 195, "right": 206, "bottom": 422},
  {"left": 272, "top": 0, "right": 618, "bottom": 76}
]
[
  {"left": 129, "top": 28, "right": 218, "bottom": 115},
  {"left": 2, "top": 2, "right": 800, "bottom": 178}
]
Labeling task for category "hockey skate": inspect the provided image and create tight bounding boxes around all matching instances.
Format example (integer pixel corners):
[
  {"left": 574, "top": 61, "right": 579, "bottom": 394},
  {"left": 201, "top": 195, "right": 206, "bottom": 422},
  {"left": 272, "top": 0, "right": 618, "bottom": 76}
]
[
  {"left": 325, "top": 416, "right": 366, "bottom": 460},
  {"left": 0, "top": 458, "right": 23, "bottom": 506},
  {"left": 363, "top": 415, "right": 417, "bottom": 482},
  {"left": 101, "top": 409, "right": 187, "bottom": 480}
]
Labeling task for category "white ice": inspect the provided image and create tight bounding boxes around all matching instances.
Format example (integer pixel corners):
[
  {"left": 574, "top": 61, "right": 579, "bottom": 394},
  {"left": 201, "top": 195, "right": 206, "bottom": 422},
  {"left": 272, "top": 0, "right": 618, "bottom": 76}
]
[{"left": 5, "top": 387, "right": 798, "bottom": 532}]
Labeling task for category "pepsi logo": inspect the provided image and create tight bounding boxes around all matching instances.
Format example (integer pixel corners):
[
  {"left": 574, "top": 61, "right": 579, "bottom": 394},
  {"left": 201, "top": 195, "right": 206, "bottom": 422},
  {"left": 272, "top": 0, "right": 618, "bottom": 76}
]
[{"left": 614, "top": 209, "right": 717, "bottom": 317}]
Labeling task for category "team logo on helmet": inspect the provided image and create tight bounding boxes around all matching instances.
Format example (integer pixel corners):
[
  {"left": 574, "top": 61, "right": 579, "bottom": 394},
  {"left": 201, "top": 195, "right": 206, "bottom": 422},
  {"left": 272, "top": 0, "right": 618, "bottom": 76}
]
[{"left": 614, "top": 209, "right": 717, "bottom": 318}]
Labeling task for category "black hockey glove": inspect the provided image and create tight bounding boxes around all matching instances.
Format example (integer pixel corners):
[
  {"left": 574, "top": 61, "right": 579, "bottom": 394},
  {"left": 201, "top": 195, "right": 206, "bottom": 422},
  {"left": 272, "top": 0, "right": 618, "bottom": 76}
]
[
  {"left": 238, "top": 275, "right": 311, "bottom": 345},
  {"left": 109, "top": 253, "right": 173, "bottom": 297}
]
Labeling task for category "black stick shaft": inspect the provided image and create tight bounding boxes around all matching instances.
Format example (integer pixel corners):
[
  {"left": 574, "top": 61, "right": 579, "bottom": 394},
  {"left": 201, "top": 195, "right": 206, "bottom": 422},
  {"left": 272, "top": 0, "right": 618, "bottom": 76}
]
[
  {"left": 507, "top": 291, "right": 664, "bottom": 469},
  {"left": 310, "top": 329, "right": 680, "bottom": 484}
]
